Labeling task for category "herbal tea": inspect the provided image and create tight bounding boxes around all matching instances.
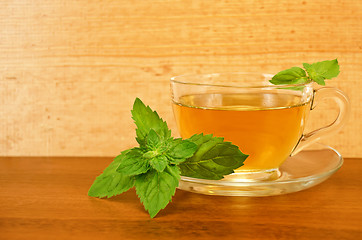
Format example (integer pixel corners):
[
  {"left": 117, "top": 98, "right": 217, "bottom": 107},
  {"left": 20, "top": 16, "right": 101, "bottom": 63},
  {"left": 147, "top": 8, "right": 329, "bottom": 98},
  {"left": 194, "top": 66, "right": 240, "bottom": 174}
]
[{"left": 173, "top": 92, "right": 311, "bottom": 171}]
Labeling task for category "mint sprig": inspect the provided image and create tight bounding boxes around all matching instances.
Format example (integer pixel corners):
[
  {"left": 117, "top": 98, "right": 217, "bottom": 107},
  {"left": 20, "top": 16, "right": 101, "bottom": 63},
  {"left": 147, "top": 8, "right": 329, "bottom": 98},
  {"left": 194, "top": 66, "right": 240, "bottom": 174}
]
[
  {"left": 88, "top": 98, "right": 248, "bottom": 218},
  {"left": 270, "top": 59, "right": 340, "bottom": 86}
]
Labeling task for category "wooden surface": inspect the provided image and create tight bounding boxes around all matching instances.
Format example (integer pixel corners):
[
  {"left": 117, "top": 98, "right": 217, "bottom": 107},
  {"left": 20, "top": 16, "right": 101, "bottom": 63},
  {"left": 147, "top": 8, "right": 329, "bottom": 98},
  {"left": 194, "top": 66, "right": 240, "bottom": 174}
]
[
  {"left": 0, "top": 157, "right": 361, "bottom": 240},
  {"left": 0, "top": 0, "right": 361, "bottom": 157}
]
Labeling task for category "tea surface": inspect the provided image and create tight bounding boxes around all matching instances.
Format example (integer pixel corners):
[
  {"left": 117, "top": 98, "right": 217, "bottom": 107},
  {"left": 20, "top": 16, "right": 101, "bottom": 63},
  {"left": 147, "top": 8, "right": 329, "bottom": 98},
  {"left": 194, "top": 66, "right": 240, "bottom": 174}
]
[{"left": 173, "top": 92, "right": 311, "bottom": 171}]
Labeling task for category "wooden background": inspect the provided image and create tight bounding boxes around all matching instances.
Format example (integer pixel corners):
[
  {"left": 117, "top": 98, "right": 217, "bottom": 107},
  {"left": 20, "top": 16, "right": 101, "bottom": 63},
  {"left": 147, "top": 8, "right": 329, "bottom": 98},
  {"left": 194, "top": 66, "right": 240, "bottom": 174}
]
[{"left": 0, "top": 0, "right": 361, "bottom": 157}]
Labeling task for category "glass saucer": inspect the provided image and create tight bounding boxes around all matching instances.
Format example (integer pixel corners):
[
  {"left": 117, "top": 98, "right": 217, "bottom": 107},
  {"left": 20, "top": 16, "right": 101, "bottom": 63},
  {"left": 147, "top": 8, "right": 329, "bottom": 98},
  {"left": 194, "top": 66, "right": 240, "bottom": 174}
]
[{"left": 178, "top": 143, "right": 343, "bottom": 196}]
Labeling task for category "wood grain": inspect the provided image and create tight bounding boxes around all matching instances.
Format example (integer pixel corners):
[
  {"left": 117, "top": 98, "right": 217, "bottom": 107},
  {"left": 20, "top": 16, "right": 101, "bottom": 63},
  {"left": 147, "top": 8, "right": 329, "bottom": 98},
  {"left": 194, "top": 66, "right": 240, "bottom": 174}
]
[
  {"left": 0, "top": 157, "right": 361, "bottom": 240},
  {"left": 0, "top": 0, "right": 361, "bottom": 156}
]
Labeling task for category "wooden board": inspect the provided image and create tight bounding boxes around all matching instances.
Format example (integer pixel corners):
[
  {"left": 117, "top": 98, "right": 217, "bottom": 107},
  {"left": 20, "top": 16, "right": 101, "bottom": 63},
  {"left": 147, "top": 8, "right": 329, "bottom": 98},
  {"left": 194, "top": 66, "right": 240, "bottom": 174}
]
[
  {"left": 0, "top": 0, "right": 361, "bottom": 156},
  {"left": 1, "top": 157, "right": 362, "bottom": 239}
]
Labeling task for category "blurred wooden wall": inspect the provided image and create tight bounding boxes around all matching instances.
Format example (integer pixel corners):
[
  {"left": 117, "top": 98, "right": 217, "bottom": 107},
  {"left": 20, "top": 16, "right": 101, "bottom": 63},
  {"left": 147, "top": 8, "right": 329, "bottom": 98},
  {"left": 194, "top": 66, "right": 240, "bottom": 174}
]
[{"left": 0, "top": 0, "right": 361, "bottom": 157}]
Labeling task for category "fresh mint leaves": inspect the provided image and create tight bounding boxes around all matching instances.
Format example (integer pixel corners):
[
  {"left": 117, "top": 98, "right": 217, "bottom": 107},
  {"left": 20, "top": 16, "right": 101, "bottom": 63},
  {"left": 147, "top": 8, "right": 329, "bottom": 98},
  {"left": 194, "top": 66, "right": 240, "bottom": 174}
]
[
  {"left": 179, "top": 134, "right": 248, "bottom": 180},
  {"left": 269, "top": 67, "right": 308, "bottom": 85},
  {"left": 132, "top": 98, "right": 171, "bottom": 145},
  {"left": 88, "top": 150, "right": 135, "bottom": 198},
  {"left": 88, "top": 98, "right": 248, "bottom": 218},
  {"left": 117, "top": 148, "right": 151, "bottom": 176},
  {"left": 303, "top": 59, "right": 340, "bottom": 85},
  {"left": 270, "top": 59, "right": 340, "bottom": 86},
  {"left": 135, "top": 165, "right": 180, "bottom": 218}
]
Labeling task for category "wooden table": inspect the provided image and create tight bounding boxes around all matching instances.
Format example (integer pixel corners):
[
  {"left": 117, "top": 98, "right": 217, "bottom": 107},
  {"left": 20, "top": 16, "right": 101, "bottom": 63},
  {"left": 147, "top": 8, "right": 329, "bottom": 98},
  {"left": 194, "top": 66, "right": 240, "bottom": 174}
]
[{"left": 1, "top": 157, "right": 361, "bottom": 240}]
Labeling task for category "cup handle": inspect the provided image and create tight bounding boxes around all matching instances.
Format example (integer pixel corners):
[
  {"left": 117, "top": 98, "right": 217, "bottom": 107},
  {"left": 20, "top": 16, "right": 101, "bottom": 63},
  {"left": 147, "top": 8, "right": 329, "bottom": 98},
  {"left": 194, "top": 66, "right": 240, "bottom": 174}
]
[{"left": 291, "top": 87, "right": 350, "bottom": 156}]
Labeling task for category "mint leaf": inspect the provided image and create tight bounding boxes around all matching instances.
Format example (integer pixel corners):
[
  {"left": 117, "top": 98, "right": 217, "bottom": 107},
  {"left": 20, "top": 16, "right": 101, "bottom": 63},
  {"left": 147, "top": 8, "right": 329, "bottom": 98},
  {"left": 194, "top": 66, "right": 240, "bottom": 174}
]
[
  {"left": 270, "top": 59, "right": 340, "bottom": 87},
  {"left": 135, "top": 165, "right": 180, "bottom": 218},
  {"left": 88, "top": 151, "right": 135, "bottom": 198},
  {"left": 116, "top": 148, "right": 150, "bottom": 176},
  {"left": 149, "top": 155, "right": 168, "bottom": 172},
  {"left": 146, "top": 129, "right": 161, "bottom": 149},
  {"left": 166, "top": 138, "right": 198, "bottom": 164},
  {"left": 179, "top": 134, "right": 248, "bottom": 180},
  {"left": 269, "top": 67, "right": 309, "bottom": 85},
  {"left": 89, "top": 98, "right": 249, "bottom": 218},
  {"left": 303, "top": 59, "right": 340, "bottom": 86},
  {"left": 303, "top": 62, "right": 326, "bottom": 85},
  {"left": 132, "top": 98, "right": 171, "bottom": 146}
]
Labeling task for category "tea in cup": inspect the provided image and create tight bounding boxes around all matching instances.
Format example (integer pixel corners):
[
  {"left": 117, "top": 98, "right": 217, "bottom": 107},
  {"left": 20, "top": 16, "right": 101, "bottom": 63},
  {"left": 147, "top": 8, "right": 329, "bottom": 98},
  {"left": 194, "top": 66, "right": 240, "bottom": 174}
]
[{"left": 171, "top": 72, "right": 349, "bottom": 181}]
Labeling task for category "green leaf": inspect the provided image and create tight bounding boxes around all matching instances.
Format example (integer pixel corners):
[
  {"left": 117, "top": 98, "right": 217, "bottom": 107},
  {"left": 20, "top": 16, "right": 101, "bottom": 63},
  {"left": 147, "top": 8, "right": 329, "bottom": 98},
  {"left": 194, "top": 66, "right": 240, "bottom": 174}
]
[
  {"left": 166, "top": 138, "right": 198, "bottom": 164},
  {"left": 143, "top": 150, "right": 159, "bottom": 159},
  {"left": 135, "top": 165, "right": 180, "bottom": 218},
  {"left": 88, "top": 150, "right": 135, "bottom": 198},
  {"left": 303, "top": 59, "right": 339, "bottom": 79},
  {"left": 179, "top": 134, "right": 248, "bottom": 180},
  {"left": 116, "top": 148, "right": 151, "bottom": 176},
  {"left": 149, "top": 155, "right": 168, "bottom": 172},
  {"left": 314, "top": 75, "right": 326, "bottom": 85},
  {"left": 146, "top": 129, "right": 161, "bottom": 149},
  {"left": 303, "top": 62, "right": 324, "bottom": 85},
  {"left": 269, "top": 67, "right": 308, "bottom": 85},
  {"left": 132, "top": 98, "right": 171, "bottom": 146},
  {"left": 303, "top": 59, "right": 339, "bottom": 86}
]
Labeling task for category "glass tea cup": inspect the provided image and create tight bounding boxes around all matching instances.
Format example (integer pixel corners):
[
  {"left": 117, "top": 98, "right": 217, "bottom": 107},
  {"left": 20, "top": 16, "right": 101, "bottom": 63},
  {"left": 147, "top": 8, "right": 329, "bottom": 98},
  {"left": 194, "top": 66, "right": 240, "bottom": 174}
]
[{"left": 170, "top": 72, "right": 349, "bottom": 181}]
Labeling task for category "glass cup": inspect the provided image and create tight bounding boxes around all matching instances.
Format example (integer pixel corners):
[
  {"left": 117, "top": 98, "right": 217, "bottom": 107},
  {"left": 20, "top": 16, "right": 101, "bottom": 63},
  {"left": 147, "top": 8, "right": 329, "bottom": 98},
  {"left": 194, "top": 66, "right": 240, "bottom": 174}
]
[{"left": 170, "top": 72, "right": 349, "bottom": 181}]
